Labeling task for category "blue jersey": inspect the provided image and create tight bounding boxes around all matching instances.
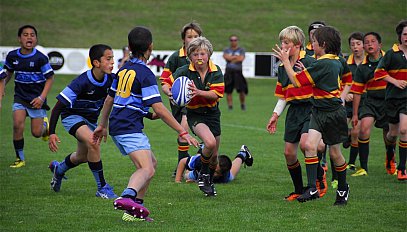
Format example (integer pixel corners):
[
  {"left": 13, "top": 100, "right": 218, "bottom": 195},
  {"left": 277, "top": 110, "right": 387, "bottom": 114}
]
[
  {"left": 3, "top": 48, "right": 54, "bottom": 107},
  {"left": 185, "top": 154, "right": 233, "bottom": 183},
  {"left": 108, "top": 58, "right": 162, "bottom": 136},
  {"left": 57, "top": 70, "right": 113, "bottom": 123}
]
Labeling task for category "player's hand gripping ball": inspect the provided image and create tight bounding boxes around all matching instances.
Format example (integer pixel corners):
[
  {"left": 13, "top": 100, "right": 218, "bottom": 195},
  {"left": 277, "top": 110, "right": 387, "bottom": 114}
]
[{"left": 171, "top": 76, "right": 192, "bottom": 107}]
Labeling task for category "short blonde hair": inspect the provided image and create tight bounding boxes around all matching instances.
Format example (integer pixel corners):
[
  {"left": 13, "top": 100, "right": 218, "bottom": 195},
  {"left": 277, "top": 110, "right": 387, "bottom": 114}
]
[
  {"left": 186, "top": 36, "right": 213, "bottom": 58},
  {"left": 278, "top": 26, "right": 305, "bottom": 49}
]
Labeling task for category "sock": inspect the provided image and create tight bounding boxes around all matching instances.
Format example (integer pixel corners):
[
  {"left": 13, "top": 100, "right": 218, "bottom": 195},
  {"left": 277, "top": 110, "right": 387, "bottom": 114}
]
[
  {"left": 335, "top": 163, "right": 348, "bottom": 190},
  {"left": 305, "top": 156, "right": 319, "bottom": 188},
  {"left": 398, "top": 140, "right": 407, "bottom": 170},
  {"left": 235, "top": 151, "right": 246, "bottom": 162},
  {"left": 348, "top": 143, "right": 359, "bottom": 165},
  {"left": 330, "top": 158, "right": 338, "bottom": 180},
  {"left": 287, "top": 160, "right": 303, "bottom": 194},
  {"left": 200, "top": 153, "right": 211, "bottom": 174},
  {"left": 121, "top": 188, "right": 137, "bottom": 200},
  {"left": 88, "top": 160, "right": 106, "bottom": 190},
  {"left": 177, "top": 139, "right": 190, "bottom": 162},
  {"left": 57, "top": 153, "right": 78, "bottom": 175},
  {"left": 358, "top": 137, "right": 369, "bottom": 171},
  {"left": 13, "top": 139, "right": 24, "bottom": 160}
]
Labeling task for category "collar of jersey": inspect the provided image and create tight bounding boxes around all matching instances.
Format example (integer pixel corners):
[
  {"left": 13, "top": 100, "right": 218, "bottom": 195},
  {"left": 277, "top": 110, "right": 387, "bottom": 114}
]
[
  {"left": 17, "top": 48, "right": 37, "bottom": 58},
  {"left": 86, "top": 70, "right": 108, "bottom": 86},
  {"left": 130, "top": 57, "right": 147, "bottom": 66}
]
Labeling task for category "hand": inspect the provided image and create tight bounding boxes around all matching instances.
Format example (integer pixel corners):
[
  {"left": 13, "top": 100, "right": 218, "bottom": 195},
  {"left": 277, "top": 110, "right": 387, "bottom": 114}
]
[
  {"left": 188, "top": 81, "right": 199, "bottom": 99},
  {"left": 272, "top": 44, "right": 291, "bottom": 63},
  {"left": 352, "top": 115, "right": 358, "bottom": 128},
  {"left": 30, "top": 96, "right": 44, "bottom": 109},
  {"left": 394, "top": 80, "right": 407, "bottom": 89},
  {"left": 49, "top": 134, "right": 61, "bottom": 152},
  {"left": 294, "top": 60, "right": 305, "bottom": 72},
  {"left": 92, "top": 125, "right": 108, "bottom": 145},
  {"left": 266, "top": 113, "right": 278, "bottom": 134},
  {"left": 345, "top": 93, "right": 353, "bottom": 102},
  {"left": 180, "top": 132, "right": 199, "bottom": 147}
]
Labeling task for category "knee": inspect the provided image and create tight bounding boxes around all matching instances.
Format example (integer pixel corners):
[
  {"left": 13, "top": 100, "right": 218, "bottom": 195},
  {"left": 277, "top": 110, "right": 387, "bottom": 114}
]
[
  {"left": 305, "top": 141, "right": 317, "bottom": 154},
  {"left": 145, "top": 166, "right": 155, "bottom": 179},
  {"left": 31, "top": 131, "right": 42, "bottom": 138},
  {"left": 204, "top": 139, "right": 216, "bottom": 153}
]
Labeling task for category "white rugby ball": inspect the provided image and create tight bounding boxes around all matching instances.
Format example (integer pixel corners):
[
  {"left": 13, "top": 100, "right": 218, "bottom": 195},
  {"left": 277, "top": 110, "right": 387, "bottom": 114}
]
[{"left": 171, "top": 76, "right": 192, "bottom": 107}]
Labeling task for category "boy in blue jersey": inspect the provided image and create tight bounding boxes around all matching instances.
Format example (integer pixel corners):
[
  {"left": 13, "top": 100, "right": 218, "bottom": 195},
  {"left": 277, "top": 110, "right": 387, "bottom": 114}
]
[
  {"left": 0, "top": 25, "right": 54, "bottom": 168},
  {"left": 93, "top": 26, "right": 199, "bottom": 222},
  {"left": 273, "top": 26, "right": 350, "bottom": 206},
  {"left": 47, "top": 44, "right": 117, "bottom": 199},
  {"left": 175, "top": 145, "right": 253, "bottom": 184}
]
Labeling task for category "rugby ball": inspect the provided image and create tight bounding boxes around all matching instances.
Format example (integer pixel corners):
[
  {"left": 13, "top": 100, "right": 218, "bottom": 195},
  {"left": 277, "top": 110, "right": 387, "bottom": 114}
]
[{"left": 171, "top": 76, "right": 192, "bottom": 107}]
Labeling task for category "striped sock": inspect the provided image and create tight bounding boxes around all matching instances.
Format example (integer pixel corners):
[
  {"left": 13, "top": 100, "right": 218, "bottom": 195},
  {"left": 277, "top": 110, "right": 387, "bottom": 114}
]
[
  {"left": 398, "top": 140, "right": 407, "bottom": 170},
  {"left": 177, "top": 139, "right": 190, "bottom": 162},
  {"left": 335, "top": 163, "right": 348, "bottom": 190},
  {"left": 348, "top": 143, "right": 359, "bottom": 165},
  {"left": 287, "top": 160, "right": 303, "bottom": 193},
  {"left": 358, "top": 137, "right": 369, "bottom": 171},
  {"left": 305, "top": 156, "right": 319, "bottom": 188}
]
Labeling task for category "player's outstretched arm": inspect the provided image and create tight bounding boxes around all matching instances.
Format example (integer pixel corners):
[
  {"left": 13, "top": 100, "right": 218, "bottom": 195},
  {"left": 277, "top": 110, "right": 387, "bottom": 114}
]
[
  {"left": 93, "top": 95, "right": 113, "bottom": 145},
  {"left": 175, "top": 157, "right": 188, "bottom": 183},
  {"left": 152, "top": 102, "right": 199, "bottom": 147}
]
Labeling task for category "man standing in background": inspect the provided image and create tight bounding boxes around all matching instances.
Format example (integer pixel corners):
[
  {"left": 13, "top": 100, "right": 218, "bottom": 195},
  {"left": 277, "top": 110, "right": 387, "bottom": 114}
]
[{"left": 223, "top": 35, "right": 247, "bottom": 111}]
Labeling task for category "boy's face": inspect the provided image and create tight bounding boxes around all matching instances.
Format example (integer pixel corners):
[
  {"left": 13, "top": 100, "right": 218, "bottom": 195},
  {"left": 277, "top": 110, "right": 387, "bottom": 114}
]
[
  {"left": 401, "top": 26, "right": 407, "bottom": 47},
  {"left": 183, "top": 29, "right": 200, "bottom": 48},
  {"left": 19, "top": 28, "right": 37, "bottom": 50},
  {"left": 96, "top": 49, "right": 114, "bottom": 74},
  {"left": 363, "top": 34, "right": 381, "bottom": 56},
  {"left": 190, "top": 48, "right": 209, "bottom": 67},
  {"left": 349, "top": 38, "right": 364, "bottom": 57},
  {"left": 311, "top": 36, "right": 323, "bottom": 57},
  {"left": 281, "top": 38, "right": 300, "bottom": 56}
]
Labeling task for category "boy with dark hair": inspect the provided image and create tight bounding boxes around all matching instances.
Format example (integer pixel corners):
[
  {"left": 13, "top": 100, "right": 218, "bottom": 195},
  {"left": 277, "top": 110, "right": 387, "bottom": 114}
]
[
  {"left": 350, "top": 32, "right": 396, "bottom": 176},
  {"left": 175, "top": 145, "right": 253, "bottom": 184},
  {"left": 93, "top": 26, "right": 198, "bottom": 222},
  {"left": 273, "top": 26, "right": 350, "bottom": 206},
  {"left": 0, "top": 25, "right": 54, "bottom": 168},
  {"left": 160, "top": 22, "right": 203, "bottom": 176},
  {"left": 344, "top": 32, "right": 365, "bottom": 172},
  {"left": 47, "top": 44, "right": 117, "bottom": 199},
  {"left": 305, "top": 21, "right": 326, "bottom": 56},
  {"left": 374, "top": 20, "right": 407, "bottom": 180},
  {"left": 266, "top": 26, "right": 322, "bottom": 201}
]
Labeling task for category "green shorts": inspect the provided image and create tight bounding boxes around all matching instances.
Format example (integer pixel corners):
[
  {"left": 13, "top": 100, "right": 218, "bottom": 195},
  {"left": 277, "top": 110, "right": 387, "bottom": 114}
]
[
  {"left": 309, "top": 106, "right": 348, "bottom": 146},
  {"left": 187, "top": 109, "right": 221, "bottom": 137},
  {"left": 385, "top": 98, "right": 407, "bottom": 124},
  {"left": 359, "top": 97, "right": 388, "bottom": 129},
  {"left": 169, "top": 101, "right": 187, "bottom": 123},
  {"left": 284, "top": 103, "right": 312, "bottom": 143}
]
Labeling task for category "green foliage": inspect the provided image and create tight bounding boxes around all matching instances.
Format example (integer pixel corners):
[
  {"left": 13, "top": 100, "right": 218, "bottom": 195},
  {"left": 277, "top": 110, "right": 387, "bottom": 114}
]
[
  {"left": 0, "top": 0, "right": 405, "bottom": 53},
  {"left": 0, "top": 76, "right": 406, "bottom": 231}
]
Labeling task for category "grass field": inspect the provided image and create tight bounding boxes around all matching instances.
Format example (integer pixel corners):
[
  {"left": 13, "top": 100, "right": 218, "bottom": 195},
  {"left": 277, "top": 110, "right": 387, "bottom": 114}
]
[
  {"left": 0, "top": 1, "right": 406, "bottom": 231},
  {"left": 0, "top": 76, "right": 406, "bottom": 231}
]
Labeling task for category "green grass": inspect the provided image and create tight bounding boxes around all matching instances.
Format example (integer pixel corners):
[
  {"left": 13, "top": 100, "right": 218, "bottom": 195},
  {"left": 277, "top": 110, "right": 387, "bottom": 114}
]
[
  {"left": 0, "top": 0, "right": 405, "bottom": 53},
  {"left": 0, "top": 76, "right": 406, "bottom": 231}
]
